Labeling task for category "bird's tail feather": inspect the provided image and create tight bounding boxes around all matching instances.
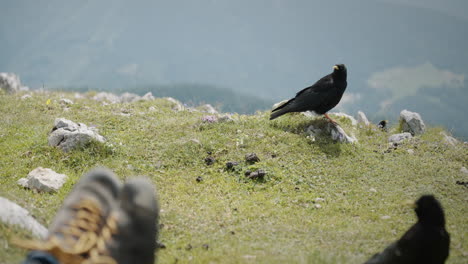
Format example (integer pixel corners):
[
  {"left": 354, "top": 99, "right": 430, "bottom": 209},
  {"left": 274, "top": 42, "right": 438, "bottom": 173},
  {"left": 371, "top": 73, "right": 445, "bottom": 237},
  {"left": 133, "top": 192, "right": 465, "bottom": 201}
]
[
  {"left": 270, "top": 107, "right": 290, "bottom": 120},
  {"left": 270, "top": 99, "right": 294, "bottom": 120}
]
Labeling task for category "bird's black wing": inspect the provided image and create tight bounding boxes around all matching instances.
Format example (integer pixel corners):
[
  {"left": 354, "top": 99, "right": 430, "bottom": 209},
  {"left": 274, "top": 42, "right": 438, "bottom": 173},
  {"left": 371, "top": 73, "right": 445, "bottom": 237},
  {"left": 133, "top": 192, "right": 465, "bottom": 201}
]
[
  {"left": 295, "top": 73, "right": 334, "bottom": 97},
  {"left": 272, "top": 74, "right": 334, "bottom": 113},
  {"left": 288, "top": 74, "right": 335, "bottom": 112}
]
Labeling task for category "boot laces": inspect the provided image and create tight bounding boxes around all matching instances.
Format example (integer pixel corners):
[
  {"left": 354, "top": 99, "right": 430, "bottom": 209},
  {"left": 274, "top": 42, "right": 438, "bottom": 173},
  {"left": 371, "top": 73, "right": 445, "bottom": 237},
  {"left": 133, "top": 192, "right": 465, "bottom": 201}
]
[{"left": 12, "top": 199, "right": 119, "bottom": 264}]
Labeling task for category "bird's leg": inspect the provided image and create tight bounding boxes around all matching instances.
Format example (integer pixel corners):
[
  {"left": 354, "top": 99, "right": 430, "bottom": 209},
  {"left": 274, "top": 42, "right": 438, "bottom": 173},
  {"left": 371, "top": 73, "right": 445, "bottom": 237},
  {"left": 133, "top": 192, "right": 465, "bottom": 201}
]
[{"left": 324, "top": 113, "right": 338, "bottom": 126}]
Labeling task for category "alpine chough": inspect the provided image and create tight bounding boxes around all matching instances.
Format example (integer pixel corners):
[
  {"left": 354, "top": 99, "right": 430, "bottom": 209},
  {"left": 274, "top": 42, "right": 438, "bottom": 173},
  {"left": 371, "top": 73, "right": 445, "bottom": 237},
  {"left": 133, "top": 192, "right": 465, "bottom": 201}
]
[
  {"left": 270, "top": 64, "right": 347, "bottom": 124},
  {"left": 364, "top": 195, "right": 450, "bottom": 264}
]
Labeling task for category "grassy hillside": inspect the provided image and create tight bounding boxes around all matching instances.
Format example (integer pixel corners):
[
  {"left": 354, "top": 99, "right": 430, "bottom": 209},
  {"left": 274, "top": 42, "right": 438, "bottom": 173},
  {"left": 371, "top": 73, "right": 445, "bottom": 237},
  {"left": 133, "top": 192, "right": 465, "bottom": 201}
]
[{"left": 0, "top": 91, "right": 466, "bottom": 263}]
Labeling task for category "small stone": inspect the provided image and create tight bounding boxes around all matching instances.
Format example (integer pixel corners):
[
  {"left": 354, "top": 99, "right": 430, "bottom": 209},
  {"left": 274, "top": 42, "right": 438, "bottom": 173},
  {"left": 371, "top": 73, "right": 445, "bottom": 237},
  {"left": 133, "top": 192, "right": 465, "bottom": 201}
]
[
  {"left": 165, "top": 97, "right": 184, "bottom": 111},
  {"left": 141, "top": 92, "right": 155, "bottom": 101},
  {"left": 196, "top": 176, "right": 203, "bottom": 182},
  {"left": 461, "top": 167, "right": 468, "bottom": 174},
  {"left": 440, "top": 132, "right": 458, "bottom": 146},
  {"left": 315, "top": 198, "right": 325, "bottom": 203},
  {"left": 244, "top": 170, "right": 252, "bottom": 177},
  {"left": 120, "top": 92, "right": 141, "bottom": 103},
  {"left": 17, "top": 167, "right": 68, "bottom": 193},
  {"left": 381, "top": 215, "right": 391, "bottom": 220},
  {"left": 226, "top": 161, "right": 239, "bottom": 170},
  {"left": 219, "top": 114, "right": 235, "bottom": 123},
  {"left": 369, "top": 188, "right": 377, "bottom": 193},
  {"left": 202, "top": 244, "right": 209, "bottom": 250},
  {"left": 199, "top": 104, "right": 218, "bottom": 114},
  {"left": 157, "top": 242, "right": 166, "bottom": 249},
  {"left": 388, "top": 132, "right": 412, "bottom": 144},
  {"left": 407, "top": 149, "right": 415, "bottom": 155},
  {"left": 59, "top": 98, "right": 74, "bottom": 105},
  {"left": 48, "top": 118, "right": 106, "bottom": 152},
  {"left": 314, "top": 204, "right": 322, "bottom": 209},
  {"left": 455, "top": 181, "right": 468, "bottom": 187},
  {"left": 21, "top": 94, "right": 32, "bottom": 100},
  {"left": 185, "top": 244, "right": 193, "bottom": 250},
  {"left": 331, "top": 112, "right": 358, "bottom": 126},
  {"left": 204, "top": 156, "right": 215, "bottom": 165},
  {"left": 0, "top": 197, "right": 47, "bottom": 238},
  {"left": 306, "top": 123, "right": 357, "bottom": 143},
  {"left": 246, "top": 170, "right": 266, "bottom": 179},
  {"left": 357, "top": 111, "right": 370, "bottom": 126},
  {"left": 0, "top": 72, "right": 26, "bottom": 93},
  {"left": 92, "top": 92, "right": 120, "bottom": 103},
  {"left": 400, "top": 110, "right": 426, "bottom": 135},
  {"left": 245, "top": 153, "right": 260, "bottom": 164}
]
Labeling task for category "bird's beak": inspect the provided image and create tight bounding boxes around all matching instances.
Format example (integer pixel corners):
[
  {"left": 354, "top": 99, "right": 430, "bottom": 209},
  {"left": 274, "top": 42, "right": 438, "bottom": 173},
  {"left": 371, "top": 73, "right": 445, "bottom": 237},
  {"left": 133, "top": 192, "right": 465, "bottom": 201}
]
[{"left": 333, "top": 65, "right": 339, "bottom": 70}]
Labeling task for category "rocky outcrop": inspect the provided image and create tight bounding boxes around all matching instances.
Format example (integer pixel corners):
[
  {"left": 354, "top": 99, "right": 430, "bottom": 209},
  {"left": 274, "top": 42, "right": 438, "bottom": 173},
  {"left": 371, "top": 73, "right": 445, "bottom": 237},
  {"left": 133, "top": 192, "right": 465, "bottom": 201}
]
[
  {"left": 400, "top": 110, "right": 426, "bottom": 135},
  {"left": 357, "top": 111, "right": 370, "bottom": 126},
  {"left": 388, "top": 132, "right": 412, "bottom": 144},
  {"left": 93, "top": 92, "right": 121, "bottom": 103},
  {"left": 0, "top": 197, "right": 47, "bottom": 238},
  {"left": 306, "top": 123, "right": 358, "bottom": 143},
  {"left": 17, "top": 167, "right": 68, "bottom": 193},
  {"left": 48, "top": 118, "right": 106, "bottom": 152},
  {"left": 0, "top": 72, "right": 28, "bottom": 93},
  {"left": 331, "top": 112, "right": 357, "bottom": 126},
  {"left": 165, "top": 97, "right": 184, "bottom": 111}
]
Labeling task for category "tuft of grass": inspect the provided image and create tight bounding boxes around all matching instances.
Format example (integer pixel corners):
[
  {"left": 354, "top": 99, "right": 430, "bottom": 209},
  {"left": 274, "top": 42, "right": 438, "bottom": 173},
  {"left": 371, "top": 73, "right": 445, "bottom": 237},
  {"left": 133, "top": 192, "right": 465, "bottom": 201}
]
[{"left": 0, "top": 92, "right": 467, "bottom": 263}]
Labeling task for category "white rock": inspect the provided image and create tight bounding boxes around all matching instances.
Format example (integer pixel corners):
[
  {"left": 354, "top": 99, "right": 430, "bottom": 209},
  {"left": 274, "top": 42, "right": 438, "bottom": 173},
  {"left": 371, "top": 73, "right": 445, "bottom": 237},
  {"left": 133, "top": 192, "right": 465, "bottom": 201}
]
[
  {"left": 92, "top": 92, "right": 120, "bottom": 103},
  {"left": 59, "top": 98, "right": 74, "bottom": 105},
  {"left": 21, "top": 94, "right": 32, "bottom": 100},
  {"left": 0, "top": 197, "right": 47, "bottom": 238},
  {"left": 440, "top": 132, "right": 458, "bottom": 146},
  {"left": 48, "top": 118, "right": 106, "bottom": 152},
  {"left": 388, "top": 132, "right": 412, "bottom": 144},
  {"left": 357, "top": 111, "right": 370, "bottom": 126},
  {"left": 74, "top": 93, "right": 86, "bottom": 99},
  {"left": 306, "top": 123, "right": 358, "bottom": 143},
  {"left": 0, "top": 72, "right": 26, "bottom": 93},
  {"left": 199, "top": 104, "right": 218, "bottom": 114},
  {"left": 400, "top": 110, "right": 426, "bottom": 135},
  {"left": 219, "top": 114, "right": 235, "bottom": 122},
  {"left": 461, "top": 167, "right": 468, "bottom": 174},
  {"left": 141, "top": 92, "right": 155, "bottom": 101},
  {"left": 314, "top": 204, "right": 322, "bottom": 209},
  {"left": 407, "top": 149, "right": 415, "bottom": 155},
  {"left": 381, "top": 215, "right": 391, "bottom": 220},
  {"left": 120, "top": 92, "right": 141, "bottom": 103},
  {"left": 369, "top": 188, "right": 377, "bottom": 193},
  {"left": 165, "top": 97, "right": 184, "bottom": 111},
  {"left": 331, "top": 112, "right": 358, "bottom": 126},
  {"left": 17, "top": 167, "right": 68, "bottom": 192},
  {"left": 330, "top": 125, "right": 358, "bottom": 143}
]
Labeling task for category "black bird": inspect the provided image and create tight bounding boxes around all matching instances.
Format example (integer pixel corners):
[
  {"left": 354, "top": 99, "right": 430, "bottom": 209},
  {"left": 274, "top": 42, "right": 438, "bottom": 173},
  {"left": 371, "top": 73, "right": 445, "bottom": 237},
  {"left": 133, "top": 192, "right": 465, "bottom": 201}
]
[
  {"left": 365, "top": 195, "right": 450, "bottom": 264},
  {"left": 270, "top": 64, "right": 347, "bottom": 124},
  {"left": 378, "top": 120, "right": 388, "bottom": 131}
]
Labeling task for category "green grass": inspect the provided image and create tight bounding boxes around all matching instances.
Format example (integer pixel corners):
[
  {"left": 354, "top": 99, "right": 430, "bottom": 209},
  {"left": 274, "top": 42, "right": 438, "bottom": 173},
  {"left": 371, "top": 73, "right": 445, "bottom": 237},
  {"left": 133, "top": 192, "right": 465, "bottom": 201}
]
[{"left": 0, "top": 91, "right": 467, "bottom": 263}]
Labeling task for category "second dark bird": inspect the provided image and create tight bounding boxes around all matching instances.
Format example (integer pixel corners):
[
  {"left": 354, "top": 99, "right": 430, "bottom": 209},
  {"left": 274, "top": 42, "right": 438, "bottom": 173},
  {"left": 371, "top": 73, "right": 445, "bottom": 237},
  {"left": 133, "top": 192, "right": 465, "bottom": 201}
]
[
  {"left": 270, "top": 64, "right": 347, "bottom": 124},
  {"left": 364, "top": 195, "right": 450, "bottom": 264}
]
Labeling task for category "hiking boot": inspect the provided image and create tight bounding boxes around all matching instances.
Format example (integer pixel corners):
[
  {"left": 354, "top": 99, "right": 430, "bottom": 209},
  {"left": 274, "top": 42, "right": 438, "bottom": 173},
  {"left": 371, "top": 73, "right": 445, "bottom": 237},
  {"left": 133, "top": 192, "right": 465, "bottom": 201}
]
[
  {"left": 14, "top": 167, "right": 122, "bottom": 264},
  {"left": 107, "top": 177, "right": 160, "bottom": 264}
]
